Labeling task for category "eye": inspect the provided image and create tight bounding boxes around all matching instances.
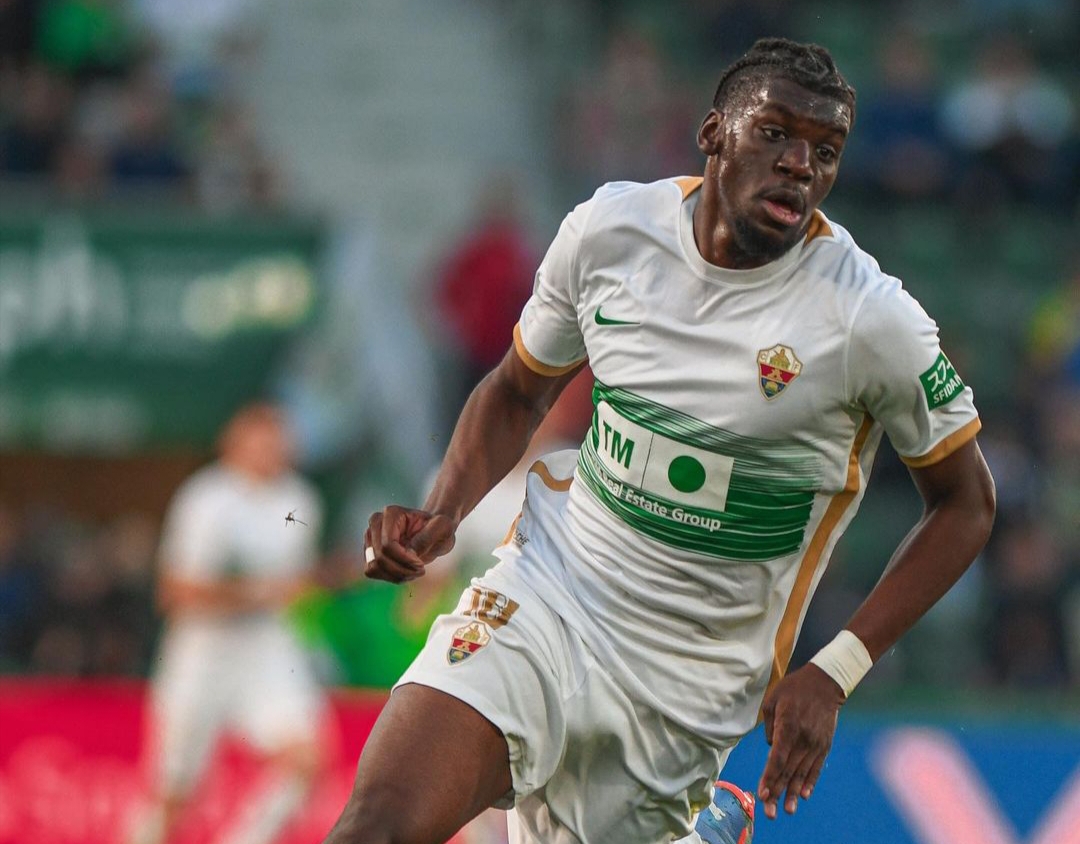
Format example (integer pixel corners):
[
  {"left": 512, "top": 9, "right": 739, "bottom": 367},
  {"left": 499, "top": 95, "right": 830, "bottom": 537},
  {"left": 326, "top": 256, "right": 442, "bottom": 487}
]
[
  {"left": 816, "top": 145, "right": 838, "bottom": 162},
  {"left": 761, "top": 126, "right": 787, "bottom": 141}
]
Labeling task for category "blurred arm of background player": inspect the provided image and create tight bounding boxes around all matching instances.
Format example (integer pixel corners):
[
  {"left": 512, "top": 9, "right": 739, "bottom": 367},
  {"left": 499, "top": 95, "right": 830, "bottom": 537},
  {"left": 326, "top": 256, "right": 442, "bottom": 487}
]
[
  {"left": 364, "top": 346, "right": 585, "bottom": 581},
  {"left": 157, "top": 565, "right": 341, "bottom": 616},
  {"left": 757, "top": 438, "right": 996, "bottom": 819},
  {"left": 157, "top": 405, "right": 355, "bottom": 619}
]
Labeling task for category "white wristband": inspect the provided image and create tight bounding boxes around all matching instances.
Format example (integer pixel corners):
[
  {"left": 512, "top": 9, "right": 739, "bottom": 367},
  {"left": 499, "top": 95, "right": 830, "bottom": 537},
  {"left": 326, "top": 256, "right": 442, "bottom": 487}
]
[{"left": 809, "top": 630, "right": 873, "bottom": 698}]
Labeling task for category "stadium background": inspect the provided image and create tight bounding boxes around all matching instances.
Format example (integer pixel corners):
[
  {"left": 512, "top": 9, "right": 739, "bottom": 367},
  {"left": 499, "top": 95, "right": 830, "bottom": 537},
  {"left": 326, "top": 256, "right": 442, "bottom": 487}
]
[{"left": 0, "top": 0, "right": 1077, "bottom": 842}]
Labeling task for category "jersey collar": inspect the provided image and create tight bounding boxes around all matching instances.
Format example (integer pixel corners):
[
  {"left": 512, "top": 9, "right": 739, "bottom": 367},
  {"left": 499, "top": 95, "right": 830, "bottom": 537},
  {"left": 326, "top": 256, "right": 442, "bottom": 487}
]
[{"left": 678, "top": 186, "right": 805, "bottom": 286}]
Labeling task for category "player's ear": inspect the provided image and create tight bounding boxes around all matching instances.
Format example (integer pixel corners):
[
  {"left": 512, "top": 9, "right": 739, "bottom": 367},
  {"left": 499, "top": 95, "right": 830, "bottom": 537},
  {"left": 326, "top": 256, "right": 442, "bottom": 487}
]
[{"left": 697, "top": 109, "right": 723, "bottom": 156}]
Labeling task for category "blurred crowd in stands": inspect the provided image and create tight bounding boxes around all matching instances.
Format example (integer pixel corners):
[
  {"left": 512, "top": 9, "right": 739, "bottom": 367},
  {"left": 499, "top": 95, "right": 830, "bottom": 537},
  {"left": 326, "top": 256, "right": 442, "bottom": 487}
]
[
  {"left": 0, "top": 0, "right": 1077, "bottom": 697},
  {"left": 0, "top": 504, "right": 156, "bottom": 676},
  {"left": 0, "top": 0, "right": 278, "bottom": 212},
  {"left": 556, "top": 3, "right": 1079, "bottom": 212}
]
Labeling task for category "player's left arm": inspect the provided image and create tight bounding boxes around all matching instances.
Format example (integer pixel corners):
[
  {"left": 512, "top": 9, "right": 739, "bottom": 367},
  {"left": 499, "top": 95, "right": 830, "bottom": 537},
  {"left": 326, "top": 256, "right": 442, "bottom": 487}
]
[
  {"left": 758, "top": 438, "right": 995, "bottom": 819},
  {"left": 847, "top": 438, "right": 995, "bottom": 658}
]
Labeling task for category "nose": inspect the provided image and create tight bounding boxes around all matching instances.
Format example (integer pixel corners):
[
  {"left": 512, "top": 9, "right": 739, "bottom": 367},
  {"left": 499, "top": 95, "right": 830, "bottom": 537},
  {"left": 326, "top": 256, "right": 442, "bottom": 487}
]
[{"left": 776, "top": 140, "right": 812, "bottom": 182}]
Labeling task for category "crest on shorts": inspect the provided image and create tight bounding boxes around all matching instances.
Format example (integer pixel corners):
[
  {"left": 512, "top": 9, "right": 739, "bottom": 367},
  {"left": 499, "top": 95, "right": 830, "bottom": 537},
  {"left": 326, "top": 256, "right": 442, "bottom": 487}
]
[
  {"left": 757, "top": 343, "right": 803, "bottom": 400},
  {"left": 447, "top": 620, "right": 492, "bottom": 665}
]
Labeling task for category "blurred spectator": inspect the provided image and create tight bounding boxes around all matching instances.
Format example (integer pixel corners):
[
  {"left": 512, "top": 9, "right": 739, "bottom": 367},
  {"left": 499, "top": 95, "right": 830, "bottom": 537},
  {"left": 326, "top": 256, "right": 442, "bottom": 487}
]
[
  {"left": 108, "top": 66, "right": 189, "bottom": 187},
  {"left": 44, "top": 515, "right": 154, "bottom": 676},
  {"left": 1027, "top": 263, "right": 1080, "bottom": 379},
  {"left": 1038, "top": 387, "right": 1080, "bottom": 554},
  {"left": 844, "top": 28, "right": 952, "bottom": 202},
  {"left": 559, "top": 24, "right": 697, "bottom": 190},
  {"left": 687, "top": 0, "right": 792, "bottom": 64},
  {"left": 0, "top": 0, "right": 42, "bottom": 70},
  {"left": 0, "top": 2, "right": 281, "bottom": 213},
  {"left": 52, "top": 129, "right": 108, "bottom": 199},
  {"left": 132, "top": 0, "right": 261, "bottom": 79},
  {"left": 34, "top": 0, "right": 133, "bottom": 80},
  {"left": 0, "top": 63, "right": 71, "bottom": 175},
  {"left": 961, "top": 0, "right": 1076, "bottom": 27},
  {"left": 196, "top": 101, "right": 279, "bottom": 214},
  {"left": 941, "top": 33, "right": 1078, "bottom": 209},
  {"left": 983, "top": 519, "right": 1071, "bottom": 687},
  {"left": 31, "top": 519, "right": 118, "bottom": 674},
  {"left": 98, "top": 513, "right": 158, "bottom": 671},
  {"left": 976, "top": 419, "right": 1040, "bottom": 519},
  {"left": 1027, "top": 265, "right": 1080, "bottom": 553},
  {"left": 429, "top": 177, "right": 536, "bottom": 413},
  {"left": 0, "top": 505, "right": 46, "bottom": 671}
]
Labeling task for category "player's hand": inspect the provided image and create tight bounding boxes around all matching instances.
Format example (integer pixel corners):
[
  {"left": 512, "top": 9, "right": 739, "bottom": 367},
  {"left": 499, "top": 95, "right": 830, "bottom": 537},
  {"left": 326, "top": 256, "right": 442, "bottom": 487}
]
[
  {"left": 363, "top": 505, "right": 457, "bottom": 584},
  {"left": 757, "top": 662, "right": 845, "bottom": 820}
]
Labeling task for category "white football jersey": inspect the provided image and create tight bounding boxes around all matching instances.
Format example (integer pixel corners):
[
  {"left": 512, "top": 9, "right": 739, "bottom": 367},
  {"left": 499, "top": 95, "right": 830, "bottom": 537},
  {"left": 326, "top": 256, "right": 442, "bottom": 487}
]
[
  {"left": 156, "top": 464, "right": 323, "bottom": 652},
  {"left": 160, "top": 464, "right": 323, "bottom": 584},
  {"left": 506, "top": 177, "right": 981, "bottom": 747}
]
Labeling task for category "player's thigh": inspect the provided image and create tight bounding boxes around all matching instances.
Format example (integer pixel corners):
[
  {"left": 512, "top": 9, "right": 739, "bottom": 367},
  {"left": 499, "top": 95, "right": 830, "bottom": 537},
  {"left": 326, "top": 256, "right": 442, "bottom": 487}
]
[
  {"left": 327, "top": 683, "right": 512, "bottom": 844},
  {"left": 514, "top": 653, "right": 727, "bottom": 844}
]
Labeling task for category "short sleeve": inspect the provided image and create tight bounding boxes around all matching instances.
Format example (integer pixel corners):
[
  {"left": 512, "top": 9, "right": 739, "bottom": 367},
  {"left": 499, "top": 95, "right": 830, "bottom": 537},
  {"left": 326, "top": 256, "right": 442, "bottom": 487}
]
[
  {"left": 158, "top": 478, "right": 229, "bottom": 580},
  {"left": 514, "top": 199, "right": 592, "bottom": 374},
  {"left": 848, "top": 281, "right": 981, "bottom": 466}
]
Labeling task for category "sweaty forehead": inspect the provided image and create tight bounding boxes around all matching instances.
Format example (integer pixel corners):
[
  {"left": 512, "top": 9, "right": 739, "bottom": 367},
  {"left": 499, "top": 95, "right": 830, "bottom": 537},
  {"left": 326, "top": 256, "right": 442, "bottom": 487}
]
[{"left": 736, "top": 76, "right": 851, "bottom": 135}]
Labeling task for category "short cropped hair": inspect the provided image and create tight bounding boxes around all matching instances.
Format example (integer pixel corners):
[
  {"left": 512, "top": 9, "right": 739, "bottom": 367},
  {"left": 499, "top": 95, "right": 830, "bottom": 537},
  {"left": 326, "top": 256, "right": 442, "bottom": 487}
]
[{"left": 713, "top": 38, "right": 856, "bottom": 120}]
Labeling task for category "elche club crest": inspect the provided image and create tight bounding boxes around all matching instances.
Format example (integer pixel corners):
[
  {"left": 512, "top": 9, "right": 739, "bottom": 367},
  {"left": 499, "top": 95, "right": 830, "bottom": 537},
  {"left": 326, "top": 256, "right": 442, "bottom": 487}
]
[
  {"left": 757, "top": 343, "right": 803, "bottom": 400},
  {"left": 446, "top": 586, "right": 520, "bottom": 665},
  {"left": 447, "top": 620, "right": 491, "bottom": 664}
]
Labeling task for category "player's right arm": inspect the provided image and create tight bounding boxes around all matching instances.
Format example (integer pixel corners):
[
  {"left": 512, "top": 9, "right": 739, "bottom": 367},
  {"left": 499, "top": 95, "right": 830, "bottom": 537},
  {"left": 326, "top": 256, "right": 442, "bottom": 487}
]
[
  {"left": 364, "top": 348, "right": 585, "bottom": 583},
  {"left": 366, "top": 191, "right": 596, "bottom": 584}
]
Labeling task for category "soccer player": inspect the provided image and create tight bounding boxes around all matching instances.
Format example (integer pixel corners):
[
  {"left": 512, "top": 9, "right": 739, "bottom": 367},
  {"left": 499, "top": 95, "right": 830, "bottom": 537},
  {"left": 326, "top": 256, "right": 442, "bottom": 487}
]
[
  {"left": 129, "top": 403, "right": 329, "bottom": 844},
  {"left": 325, "top": 38, "right": 996, "bottom": 843}
]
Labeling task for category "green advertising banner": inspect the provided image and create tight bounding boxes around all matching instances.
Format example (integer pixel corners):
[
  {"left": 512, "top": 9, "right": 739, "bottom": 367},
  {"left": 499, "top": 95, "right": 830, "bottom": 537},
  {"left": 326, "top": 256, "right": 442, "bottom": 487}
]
[{"left": 0, "top": 209, "right": 321, "bottom": 452}]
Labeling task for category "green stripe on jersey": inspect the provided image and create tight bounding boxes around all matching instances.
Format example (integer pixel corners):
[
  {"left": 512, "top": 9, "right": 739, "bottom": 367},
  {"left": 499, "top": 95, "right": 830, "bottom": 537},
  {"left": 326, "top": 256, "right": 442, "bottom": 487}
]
[{"left": 578, "top": 382, "right": 822, "bottom": 561}]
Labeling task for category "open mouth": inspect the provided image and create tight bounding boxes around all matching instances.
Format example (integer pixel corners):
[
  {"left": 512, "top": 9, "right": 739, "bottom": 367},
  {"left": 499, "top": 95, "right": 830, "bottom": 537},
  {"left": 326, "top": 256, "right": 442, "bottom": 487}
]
[{"left": 760, "top": 192, "right": 805, "bottom": 227}]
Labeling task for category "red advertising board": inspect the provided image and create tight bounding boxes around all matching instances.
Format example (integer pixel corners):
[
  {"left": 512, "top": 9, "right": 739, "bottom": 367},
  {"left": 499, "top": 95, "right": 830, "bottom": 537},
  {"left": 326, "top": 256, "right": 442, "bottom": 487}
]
[{"left": 0, "top": 679, "right": 386, "bottom": 844}]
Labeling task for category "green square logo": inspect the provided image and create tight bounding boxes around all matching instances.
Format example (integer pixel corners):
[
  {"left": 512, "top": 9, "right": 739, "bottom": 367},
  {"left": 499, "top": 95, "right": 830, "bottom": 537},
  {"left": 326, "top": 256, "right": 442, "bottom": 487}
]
[{"left": 919, "top": 352, "right": 965, "bottom": 410}]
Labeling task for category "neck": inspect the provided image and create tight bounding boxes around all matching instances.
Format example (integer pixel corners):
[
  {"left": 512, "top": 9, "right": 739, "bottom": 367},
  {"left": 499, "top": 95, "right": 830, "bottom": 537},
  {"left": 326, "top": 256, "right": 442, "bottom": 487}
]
[
  {"left": 223, "top": 458, "right": 276, "bottom": 483},
  {"left": 692, "top": 158, "right": 774, "bottom": 271}
]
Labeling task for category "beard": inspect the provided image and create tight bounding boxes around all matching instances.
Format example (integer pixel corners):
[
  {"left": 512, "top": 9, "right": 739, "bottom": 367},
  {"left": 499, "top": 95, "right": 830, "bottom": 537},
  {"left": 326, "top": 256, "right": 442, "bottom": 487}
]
[{"left": 731, "top": 214, "right": 801, "bottom": 266}]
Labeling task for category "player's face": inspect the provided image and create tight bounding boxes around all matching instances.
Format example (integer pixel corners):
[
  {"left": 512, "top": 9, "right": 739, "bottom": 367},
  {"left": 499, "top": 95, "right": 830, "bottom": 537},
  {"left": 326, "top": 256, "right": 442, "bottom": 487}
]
[
  {"left": 226, "top": 412, "right": 293, "bottom": 478},
  {"left": 699, "top": 76, "right": 851, "bottom": 265}
]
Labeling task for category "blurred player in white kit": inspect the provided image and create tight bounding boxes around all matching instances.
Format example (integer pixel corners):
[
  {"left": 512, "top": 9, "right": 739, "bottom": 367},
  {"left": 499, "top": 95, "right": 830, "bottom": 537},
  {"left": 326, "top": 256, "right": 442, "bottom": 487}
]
[{"left": 129, "top": 402, "right": 328, "bottom": 844}]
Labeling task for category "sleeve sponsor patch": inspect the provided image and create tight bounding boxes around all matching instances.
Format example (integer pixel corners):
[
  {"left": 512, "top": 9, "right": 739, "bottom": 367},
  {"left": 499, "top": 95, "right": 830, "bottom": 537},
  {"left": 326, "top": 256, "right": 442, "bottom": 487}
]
[{"left": 919, "top": 352, "right": 965, "bottom": 410}]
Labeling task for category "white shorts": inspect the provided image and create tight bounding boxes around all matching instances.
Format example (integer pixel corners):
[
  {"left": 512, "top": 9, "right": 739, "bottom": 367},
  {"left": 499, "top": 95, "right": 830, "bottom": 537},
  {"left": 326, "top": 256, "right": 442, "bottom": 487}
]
[
  {"left": 151, "top": 618, "right": 325, "bottom": 794},
  {"left": 396, "top": 563, "right": 730, "bottom": 843}
]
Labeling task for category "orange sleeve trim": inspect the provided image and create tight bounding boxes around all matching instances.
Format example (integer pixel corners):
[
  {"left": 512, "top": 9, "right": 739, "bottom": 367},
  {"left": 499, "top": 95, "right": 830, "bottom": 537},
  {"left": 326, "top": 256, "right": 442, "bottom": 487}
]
[
  {"left": 758, "top": 415, "right": 874, "bottom": 721},
  {"left": 901, "top": 418, "right": 982, "bottom": 468},
  {"left": 675, "top": 176, "right": 703, "bottom": 199},
  {"left": 513, "top": 323, "right": 585, "bottom": 377},
  {"left": 527, "top": 459, "right": 574, "bottom": 492},
  {"left": 804, "top": 210, "right": 833, "bottom": 243},
  {"left": 499, "top": 513, "right": 523, "bottom": 547}
]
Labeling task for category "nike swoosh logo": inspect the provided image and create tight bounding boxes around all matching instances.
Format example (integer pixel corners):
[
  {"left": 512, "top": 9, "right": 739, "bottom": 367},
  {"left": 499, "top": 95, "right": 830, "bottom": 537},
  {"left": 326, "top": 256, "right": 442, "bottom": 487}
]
[{"left": 594, "top": 307, "right": 639, "bottom": 326}]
